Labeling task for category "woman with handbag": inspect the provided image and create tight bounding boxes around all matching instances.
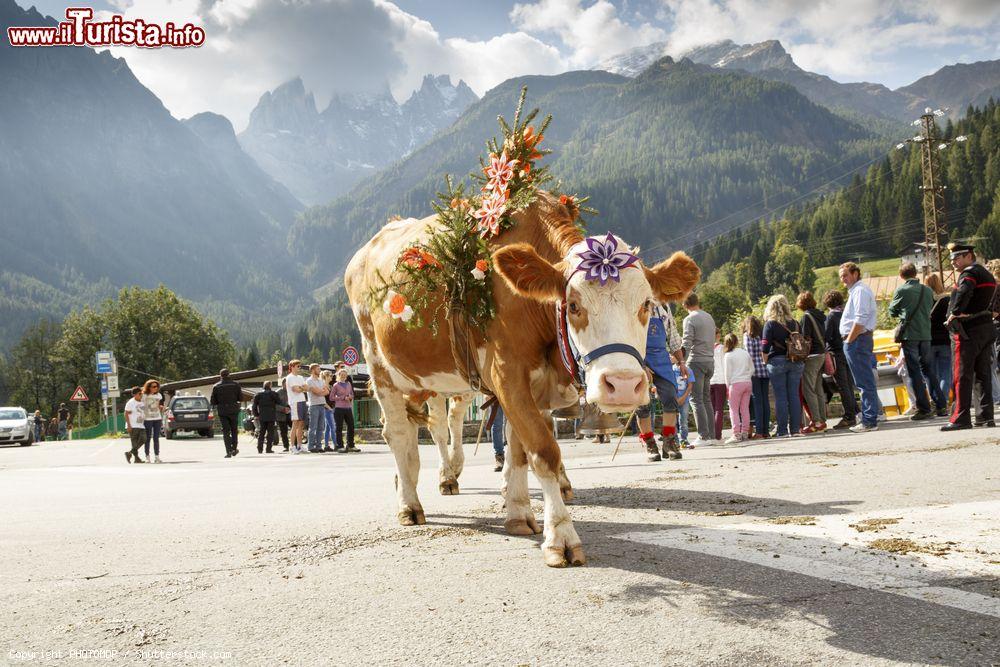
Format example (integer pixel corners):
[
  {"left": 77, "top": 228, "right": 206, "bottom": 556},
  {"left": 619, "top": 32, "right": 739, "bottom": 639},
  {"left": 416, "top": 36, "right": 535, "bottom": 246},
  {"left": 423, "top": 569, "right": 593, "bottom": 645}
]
[
  {"left": 822, "top": 290, "right": 859, "bottom": 429},
  {"left": 797, "top": 292, "right": 828, "bottom": 433},
  {"left": 762, "top": 294, "right": 807, "bottom": 438}
]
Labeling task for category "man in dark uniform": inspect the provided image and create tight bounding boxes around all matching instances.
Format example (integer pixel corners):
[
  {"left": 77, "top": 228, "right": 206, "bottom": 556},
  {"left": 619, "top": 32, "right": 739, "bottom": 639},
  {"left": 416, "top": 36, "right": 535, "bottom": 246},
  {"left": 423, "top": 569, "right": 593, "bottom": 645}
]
[
  {"left": 941, "top": 243, "right": 997, "bottom": 431},
  {"left": 251, "top": 381, "right": 281, "bottom": 453},
  {"left": 210, "top": 368, "right": 243, "bottom": 456}
]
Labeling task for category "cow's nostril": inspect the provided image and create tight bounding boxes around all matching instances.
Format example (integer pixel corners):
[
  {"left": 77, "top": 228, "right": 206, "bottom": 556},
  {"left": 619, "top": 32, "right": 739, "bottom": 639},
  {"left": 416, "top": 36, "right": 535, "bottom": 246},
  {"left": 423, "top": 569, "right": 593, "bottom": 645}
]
[{"left": 603, "top": 375, "right": 617, "bottom": 394}]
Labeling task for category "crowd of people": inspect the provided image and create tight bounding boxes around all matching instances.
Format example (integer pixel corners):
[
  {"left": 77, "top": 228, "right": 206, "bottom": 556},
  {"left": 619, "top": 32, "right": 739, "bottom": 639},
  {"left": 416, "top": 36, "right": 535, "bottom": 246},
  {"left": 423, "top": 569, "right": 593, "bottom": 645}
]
[
  {"left": 120, "top": 360, "right": 358, "bottom": 463},
  {"left": 27, "top": 403, "right": 73, "bottom": 442},
  {"left": 97, "top": 244, "right": 997, "bottom": 465},
  {"left": 633, "top": 244, "right": 998, "bottom": 462}
]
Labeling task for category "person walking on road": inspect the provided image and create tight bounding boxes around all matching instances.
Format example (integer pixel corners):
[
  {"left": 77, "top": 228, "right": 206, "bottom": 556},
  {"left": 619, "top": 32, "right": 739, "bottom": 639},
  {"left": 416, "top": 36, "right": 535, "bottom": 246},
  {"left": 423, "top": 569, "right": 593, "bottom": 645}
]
[
  {"left": 330, "top": 368, "right": 358, "bottom": 453},
  {"left": 124, "top": 386, "right": 146, "bottom": 464},
  {"left": 941, "top": 244, "right": 998, "bottom": 431},
  {"left": 762, "top": 294, "right": 806, "bottom": 438},
  {"left": 491, "top": 406, "right": 507, "bottom": 471},
  {"left": 141, "top": 379, "right": 165, "bottom": 463},
  {"left": 839, "top": 262, "right": 880, "bottom": 433},
  {"left": 742, "top": 315, "right": 770, "bottom": 439},
  {"left": 722, "top": 333, "right": 753, "bottom": 443},
  {"left": 284, "top": 360, "right": 308, "bottom": 453},
  {"left": 305, "top": 363, "right": 330, "bottom": 453},
  {"left": 638, "top": 301, "right": 686, "bottom": 461},
  {"left": 822, "top": 290, "right": 859, "bottom": 429},
  {"left": 32, "top": 410, "right": 44, "bottom": 443},
  {"left": 251, "top": 381, "right": 281, "bottom": 453},
  {"left": 797, "top": 291, "right": 828, "bottom": 433},
  {"left": 889, "top": 262, "right": 947, "bottom": 420},
  {"left": 210, "top": 368, "right": 243, "bottom": 458},
  {"left": 276, "top": 377, "right": 292, "bottom": 451},
  {"left": 682, "top": 292, "right": 717, "bottom": 445},
  {"left": 57, "top": 403, "right": 70, "bottom": 441}
]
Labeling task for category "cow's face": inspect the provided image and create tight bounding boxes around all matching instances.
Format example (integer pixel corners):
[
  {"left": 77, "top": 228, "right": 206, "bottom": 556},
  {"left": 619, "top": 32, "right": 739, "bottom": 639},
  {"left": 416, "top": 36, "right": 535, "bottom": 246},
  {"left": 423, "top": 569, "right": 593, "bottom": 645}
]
[{"left": 494, "top": 235, "right": 700, "bottom": 413}]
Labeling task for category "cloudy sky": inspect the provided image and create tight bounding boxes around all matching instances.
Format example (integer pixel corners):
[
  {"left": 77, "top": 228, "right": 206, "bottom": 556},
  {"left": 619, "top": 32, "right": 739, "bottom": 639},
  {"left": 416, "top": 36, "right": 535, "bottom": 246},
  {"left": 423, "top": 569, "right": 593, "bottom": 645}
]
[{"left": 21, "top": 0, "right": 1000, "bottom": 130}]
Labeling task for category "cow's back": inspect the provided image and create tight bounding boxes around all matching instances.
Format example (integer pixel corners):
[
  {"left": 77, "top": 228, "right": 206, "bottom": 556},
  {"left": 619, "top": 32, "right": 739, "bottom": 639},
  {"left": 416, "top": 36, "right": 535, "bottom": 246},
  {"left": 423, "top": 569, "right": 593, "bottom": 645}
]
[{"left": 345, "top": 214, "right": 471, "bottom": 395}]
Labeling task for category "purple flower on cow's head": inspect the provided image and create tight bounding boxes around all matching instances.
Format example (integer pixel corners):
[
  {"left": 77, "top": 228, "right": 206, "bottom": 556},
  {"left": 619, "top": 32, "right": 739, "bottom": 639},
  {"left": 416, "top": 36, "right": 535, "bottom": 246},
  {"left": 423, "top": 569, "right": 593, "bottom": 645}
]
[{"left": 574, "top": 233, "right": 640, "bottom": 286}]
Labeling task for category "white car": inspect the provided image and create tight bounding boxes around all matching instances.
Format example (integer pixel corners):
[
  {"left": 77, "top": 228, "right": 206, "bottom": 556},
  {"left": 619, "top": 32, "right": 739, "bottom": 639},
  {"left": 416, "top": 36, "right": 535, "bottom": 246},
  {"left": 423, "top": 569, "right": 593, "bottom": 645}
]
[{"left": 0, "top": 407, "right": 33, "bottom": 446}]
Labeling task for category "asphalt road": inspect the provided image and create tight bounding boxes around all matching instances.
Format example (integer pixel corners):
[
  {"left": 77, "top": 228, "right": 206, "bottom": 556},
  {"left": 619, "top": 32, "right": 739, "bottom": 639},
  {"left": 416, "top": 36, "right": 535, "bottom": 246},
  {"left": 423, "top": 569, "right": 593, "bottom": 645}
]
[{"left": 1, "top": 420, "right": 998, "bottom": 666}]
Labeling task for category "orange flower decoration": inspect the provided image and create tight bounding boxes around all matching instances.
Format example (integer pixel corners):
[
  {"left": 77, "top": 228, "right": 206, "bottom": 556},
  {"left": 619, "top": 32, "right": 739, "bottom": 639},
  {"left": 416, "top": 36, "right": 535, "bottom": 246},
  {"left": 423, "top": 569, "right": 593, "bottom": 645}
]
[
  {"left": 475, "top": 259, "right": 488, "bottom": 273},
  {"left": 559, "top": 194, "right": 574, "bottom": 205},
  {"left": 400, "top": 247, "right": 424, "bottom": 268},
  {"left": 388, "top": 292, "right": 406, "bottom": 315},
  {"left": 420, "top": 250, "right": 441, "bottom": 268}
]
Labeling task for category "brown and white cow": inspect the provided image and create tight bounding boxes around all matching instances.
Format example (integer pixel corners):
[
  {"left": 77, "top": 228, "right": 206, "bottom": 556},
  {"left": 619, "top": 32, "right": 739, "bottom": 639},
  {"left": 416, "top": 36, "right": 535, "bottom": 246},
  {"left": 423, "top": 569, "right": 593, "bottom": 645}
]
[{"left": 345, "top": 191, "right": 699, "bottom": 567}]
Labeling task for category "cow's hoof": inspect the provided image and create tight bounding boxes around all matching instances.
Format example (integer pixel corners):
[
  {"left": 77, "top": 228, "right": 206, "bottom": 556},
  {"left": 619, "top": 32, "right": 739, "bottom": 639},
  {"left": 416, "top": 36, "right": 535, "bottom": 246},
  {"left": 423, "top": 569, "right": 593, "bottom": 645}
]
[
  {"left": 439, "top": 478, "right": 459, "bottom": 495},
  {"left": 504, "top": 516, "right": 541, "bottom": 536},
  {"left": 561, "top": 487, "right": 574, "bottom": 503},
  {"left": 397, "top": 508, "right": 426, "bottom": 526},
  {"left": 543, "top": 544, "right": 586, "bottom": 568}
]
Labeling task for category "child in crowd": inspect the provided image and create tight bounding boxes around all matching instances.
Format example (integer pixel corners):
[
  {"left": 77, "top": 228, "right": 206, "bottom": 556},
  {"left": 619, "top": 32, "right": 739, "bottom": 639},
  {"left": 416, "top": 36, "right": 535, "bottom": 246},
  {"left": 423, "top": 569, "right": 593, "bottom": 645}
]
[
  {"left": 710, "top": 330, "right": 727, "bottom": 440},
  {"left": 722, "top": 333, "right": 753, "bottom": 444},
  {"left": 673, "top": 362, "right": 694, "bottom": 448}
]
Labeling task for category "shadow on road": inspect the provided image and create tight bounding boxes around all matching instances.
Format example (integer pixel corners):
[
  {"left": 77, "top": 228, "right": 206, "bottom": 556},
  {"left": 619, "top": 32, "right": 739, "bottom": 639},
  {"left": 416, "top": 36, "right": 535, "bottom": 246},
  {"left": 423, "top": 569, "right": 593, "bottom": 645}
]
[{"left": 432, "top": 481, "right": 997, "bottom": 666}]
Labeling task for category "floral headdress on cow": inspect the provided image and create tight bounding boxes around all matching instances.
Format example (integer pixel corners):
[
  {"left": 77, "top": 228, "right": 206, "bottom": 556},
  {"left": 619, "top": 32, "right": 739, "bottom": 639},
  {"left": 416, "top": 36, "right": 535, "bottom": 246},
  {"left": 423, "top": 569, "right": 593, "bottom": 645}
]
[{"left": 368, "top": 87, "right": 593, "bottom": 333}]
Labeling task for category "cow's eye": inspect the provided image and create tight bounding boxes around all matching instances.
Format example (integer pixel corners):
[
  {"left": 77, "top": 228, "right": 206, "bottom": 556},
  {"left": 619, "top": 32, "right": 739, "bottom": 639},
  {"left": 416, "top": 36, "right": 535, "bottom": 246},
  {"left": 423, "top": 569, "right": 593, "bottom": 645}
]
[{"left": 568, "top": 301, "right": 580, "bottom": 314}]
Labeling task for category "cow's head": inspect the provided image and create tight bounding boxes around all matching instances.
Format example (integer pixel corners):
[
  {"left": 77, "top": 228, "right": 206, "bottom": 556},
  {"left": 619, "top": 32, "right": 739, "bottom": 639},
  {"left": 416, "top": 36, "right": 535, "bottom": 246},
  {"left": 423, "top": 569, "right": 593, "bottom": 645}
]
[{"left": 494, "top": 233, "right": 700, "bottom": 412}]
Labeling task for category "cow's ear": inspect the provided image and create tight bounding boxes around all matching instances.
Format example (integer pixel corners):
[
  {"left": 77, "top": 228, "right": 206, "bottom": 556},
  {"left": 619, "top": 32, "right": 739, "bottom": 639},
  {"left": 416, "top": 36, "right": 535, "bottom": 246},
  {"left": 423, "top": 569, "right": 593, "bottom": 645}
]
[
  {"left": 493, "top": 243, "right": 566, "bottom": 302},
  {"left": 644, "top": 251, "right": 701, "bottom": 303}
]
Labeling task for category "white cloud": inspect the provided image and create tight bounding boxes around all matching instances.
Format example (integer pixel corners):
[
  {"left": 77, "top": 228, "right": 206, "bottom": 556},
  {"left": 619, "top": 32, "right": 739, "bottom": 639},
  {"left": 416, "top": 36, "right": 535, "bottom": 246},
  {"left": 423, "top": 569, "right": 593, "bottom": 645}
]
[
  {"left": 102, "top": 0, "right": 566, "bottom": 131},
  {"left": 510, "top": 0, "right": 666, "bottom": 67},
  {"left": 655, "top": 0, "right": 1000, "bottom": 84}
]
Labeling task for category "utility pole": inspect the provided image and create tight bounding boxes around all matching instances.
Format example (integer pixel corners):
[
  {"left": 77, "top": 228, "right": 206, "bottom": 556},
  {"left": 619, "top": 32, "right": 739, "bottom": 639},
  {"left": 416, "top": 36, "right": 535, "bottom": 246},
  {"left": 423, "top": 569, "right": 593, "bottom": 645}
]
[{"left": 897, "top": 108, "right": 968, "bottom": 287}]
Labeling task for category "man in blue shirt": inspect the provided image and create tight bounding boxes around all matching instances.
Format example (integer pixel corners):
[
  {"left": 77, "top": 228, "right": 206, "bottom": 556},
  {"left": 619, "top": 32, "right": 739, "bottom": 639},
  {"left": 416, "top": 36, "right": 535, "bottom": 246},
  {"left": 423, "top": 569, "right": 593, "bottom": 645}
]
[{"left": 839, "top": 262, "right": 879, "bottom": 432}]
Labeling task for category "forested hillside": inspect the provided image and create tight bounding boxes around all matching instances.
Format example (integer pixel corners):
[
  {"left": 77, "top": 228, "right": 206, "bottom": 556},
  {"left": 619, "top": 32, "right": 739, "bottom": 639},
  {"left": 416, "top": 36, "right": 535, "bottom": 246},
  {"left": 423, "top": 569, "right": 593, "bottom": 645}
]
[
  {"left": 290, "top": 58, "right": 886, "bottom": 287},
  {"left": 678, "top": 101, "right": 1000, "bottom": 334},
  {"left": 696, "top": 100, "right": 1000, "bottom": 284}
]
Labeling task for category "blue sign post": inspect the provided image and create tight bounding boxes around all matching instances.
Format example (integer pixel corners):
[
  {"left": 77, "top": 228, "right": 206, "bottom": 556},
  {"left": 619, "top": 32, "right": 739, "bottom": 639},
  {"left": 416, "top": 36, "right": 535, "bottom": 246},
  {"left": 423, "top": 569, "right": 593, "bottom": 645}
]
[{"left": 96, "top": 351, "right": 113, "bottom": 374}]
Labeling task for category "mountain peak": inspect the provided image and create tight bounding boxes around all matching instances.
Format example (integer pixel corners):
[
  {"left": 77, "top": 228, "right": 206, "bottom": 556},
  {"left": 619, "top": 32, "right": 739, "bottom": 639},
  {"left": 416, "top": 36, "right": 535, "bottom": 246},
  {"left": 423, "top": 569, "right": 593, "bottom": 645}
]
[{"left": 686, "top": 39, "right": 797, "bottom": 73}]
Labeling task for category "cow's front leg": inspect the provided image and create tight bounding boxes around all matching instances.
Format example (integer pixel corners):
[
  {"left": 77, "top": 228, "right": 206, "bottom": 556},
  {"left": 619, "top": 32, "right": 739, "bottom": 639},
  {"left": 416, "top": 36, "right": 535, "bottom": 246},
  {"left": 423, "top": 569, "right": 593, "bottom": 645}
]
[
  {"left": 427, "top": 395, "right": 459, "bottom": 495},
  {"left": 533, "top": 456, "right": 585, "bottom": 567},
  {"left": 378, "top": 387, "right": 425, "bottom": 524},
  {"left": 495, "top": 371, "right": 584, "bottom": 568},
  {"left": 503, "top": 427, "right": 540, "bottom": 536}
]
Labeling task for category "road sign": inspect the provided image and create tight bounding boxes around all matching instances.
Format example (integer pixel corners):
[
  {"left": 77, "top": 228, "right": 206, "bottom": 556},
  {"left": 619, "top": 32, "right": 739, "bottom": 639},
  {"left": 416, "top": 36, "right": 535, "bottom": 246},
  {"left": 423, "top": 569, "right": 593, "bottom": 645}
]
[
  {"left": 106, "top": 375, "right": 119, "bottom": 392},
  {"left": 96, "top": 351, "right": 113, "bottom": 374},
  {"left": 342, "top": 346, "right": 360, "bottom": 366},
  {"left": 108, "top": 389, "right": 120, "bottom": 399},
  {"left": 100, "top": 378, "right": 108, "bottom": 397},
  {"left": 70, "top": 386, "right": 89, "bottom": 402}
]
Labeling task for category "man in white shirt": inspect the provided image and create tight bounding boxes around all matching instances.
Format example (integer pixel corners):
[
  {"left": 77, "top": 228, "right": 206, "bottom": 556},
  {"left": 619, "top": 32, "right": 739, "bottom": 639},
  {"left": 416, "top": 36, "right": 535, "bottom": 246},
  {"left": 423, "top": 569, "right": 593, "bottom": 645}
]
[
  {"left": 284, "top": 359, "right": 308, "bottom": 453},
  {"left": 124, "top": 386, "right": 146, "bottom": 464},
  {"left": 839, "top": 262, "right": 880, "bottom": 432},
  {"left": 305, "top": 363, "right": 330, "bottom": 453}
]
